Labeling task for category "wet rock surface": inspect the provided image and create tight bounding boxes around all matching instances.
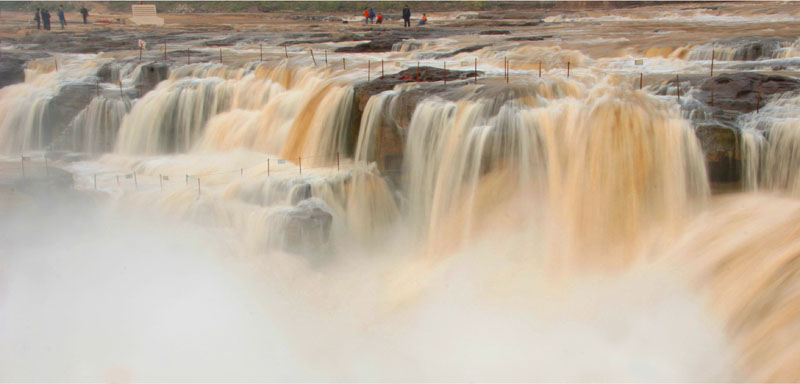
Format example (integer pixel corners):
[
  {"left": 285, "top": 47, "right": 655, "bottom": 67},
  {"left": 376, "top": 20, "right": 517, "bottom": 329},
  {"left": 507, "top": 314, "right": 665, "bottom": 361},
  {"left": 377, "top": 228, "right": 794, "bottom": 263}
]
[
  {"left": 40, "top": 82, "right": 96, "bottom": 149},
  {"left": 479, "top": 30, "right": 511, "bottom": 35},
  {"left": 0, "top": 55, "right": 28, "bottom": 89},
  {"left": 334, "top": 38, "right": 398, "bottom": 53},
  {"left": 333, "top": 28, "right": 468, "bottom": 53},
  {"left": 136, "top": 62, "right": 169, "bottom": 94},
  {"left": 353, "top": 66, "right": 481, "bottom": 102},
  {"left": 697, "top": 37, "right": 794, "bottom": 61},
  {"left": 349, "top": 66, "right": 482, "bottom": 159},
  {"left": 280, "top": 32, "right": 358, "bottom": 46},
  {"left": 505, "top": 35, "right": 554, "bottom": 41},
  {"left": 0, "top": 52, "right": 50, "bottom": 89},
  {"left": 434, "top": 44, "right": 491, "bottom": 59},
  {"left": 695, "top": 72, "right": 800, "bottom": 113},
  {"left": 9, "top": 27, "right": 249, "bottom": 55},
  {"left": 694, "top": 123, "right": 741, "bottom": 183},
  {"left": 351, "top": 78, "right": 539, "bottom": 179},
  {"left": 96, "top": 62, "right": 118, "bottom": 83},
  {"left": 664, "top": 72, "right": 800, "bottom": 186}
]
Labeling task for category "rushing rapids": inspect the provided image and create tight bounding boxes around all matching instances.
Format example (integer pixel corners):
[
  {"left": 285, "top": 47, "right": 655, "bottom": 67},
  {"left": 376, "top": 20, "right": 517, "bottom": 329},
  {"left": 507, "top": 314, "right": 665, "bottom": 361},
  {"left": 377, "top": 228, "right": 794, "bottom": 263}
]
[{"left": 2, "top": 2, "right": 800, "bottom": 381}]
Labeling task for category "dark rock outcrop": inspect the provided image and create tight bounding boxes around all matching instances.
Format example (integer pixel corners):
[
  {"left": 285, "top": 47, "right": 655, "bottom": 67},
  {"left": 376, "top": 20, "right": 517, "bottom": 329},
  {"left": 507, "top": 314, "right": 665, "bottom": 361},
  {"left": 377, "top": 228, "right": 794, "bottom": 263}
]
[
  {"left": 0, "top": 55, "right": 27, "bottom": 89},
  {"left": 694, "top": 123, "right": 740, "bottom": 183},
  {"left": 349, "top": 66, "right": 482, "bottom": 162},
  {"left": 136, "top": 62, "right": 169, "bottom": 94},
  {"left": 667, "top": 72, "right": 800, "bottom": 187},
  {"left": 434, "top": 44, "right": 490, "bottom": 59},
  {"left": 495, "top": 20, "right": 544, "bottom": 27},
  {"left": 690, "top": 37, "right": 793, "bottom": 61},
  {"left": 0, "top": 52, "right": 49, "bottom": 89},
  {"left": 363, "top": 66, "right": 481, "bottom": 90},
  {"left": 41, "top": 82, "right": 96, "bottom": 148},
  {"left": 96, "top": 62, "right": 120, "bottom": 83},
  {"left": 334, "top": 29, "right": 466, "bottom": 53},
  {"left": 506, "top": 35, "right": 554, "bottom": 42},
  {"left": 335, "top": 38, "right": 399, "bottom": 53},
  {"left": 479, "top": 30, "right": 511, "bottom": 35},
  {"left": 280, "top": 33, "right": 355, "bottom": 46},
  {"left": 695, "top": 72, "right": 800, "bottom": 113},
  {"left": 203, "top": 34, "right": 249, "bottom": 46}
]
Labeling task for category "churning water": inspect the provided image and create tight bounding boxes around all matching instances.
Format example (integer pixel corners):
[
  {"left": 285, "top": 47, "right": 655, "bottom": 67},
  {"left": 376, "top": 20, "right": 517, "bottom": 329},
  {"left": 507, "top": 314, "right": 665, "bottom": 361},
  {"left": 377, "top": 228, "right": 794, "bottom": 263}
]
[{"left": 2, "top": 5, "right": 800, "bottom": 381}]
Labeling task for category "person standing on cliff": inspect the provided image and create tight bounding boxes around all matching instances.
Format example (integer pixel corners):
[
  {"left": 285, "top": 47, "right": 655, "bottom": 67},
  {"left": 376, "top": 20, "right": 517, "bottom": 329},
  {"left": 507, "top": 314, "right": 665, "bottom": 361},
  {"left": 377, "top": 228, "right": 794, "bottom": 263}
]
[
  {"left": 34, "top": 8, "right": 41, "bottom": 29},
  {"left": 42, "top": 9, "right": 51, "bottom": 31},
  {"left": 402, "top": 5, "right": 411, "bottom": 28},
  {"left": 57, "top": 7, "right": 66, "bottom": 29},
  {"left": 80, "top": 6, "right": 89, "bottom": 24},
  {"left": 363, "top": 8, "right": 369, "bottom": 24}
]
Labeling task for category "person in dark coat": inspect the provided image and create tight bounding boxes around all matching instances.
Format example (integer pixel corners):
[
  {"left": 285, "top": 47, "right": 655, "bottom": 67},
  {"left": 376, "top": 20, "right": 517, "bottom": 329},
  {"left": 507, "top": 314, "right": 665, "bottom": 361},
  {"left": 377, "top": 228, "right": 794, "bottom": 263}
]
[
  {"left": 34, "top": 8, "right": 41, "bottom": 29},
  {"left": 42, "top": 9, "right": 51, "bottom": 31},
  {"left": 402, "top": 4, "right": 411, "bottom": 27},
  {"left": 80, "top": 6, "right": 88, "bottom": 24},
  {"left": 57, "top": 7, "right": 66, "bottom": 29},
  {"left": 368, "top": 8, "right": 375, "bottom": 24}
]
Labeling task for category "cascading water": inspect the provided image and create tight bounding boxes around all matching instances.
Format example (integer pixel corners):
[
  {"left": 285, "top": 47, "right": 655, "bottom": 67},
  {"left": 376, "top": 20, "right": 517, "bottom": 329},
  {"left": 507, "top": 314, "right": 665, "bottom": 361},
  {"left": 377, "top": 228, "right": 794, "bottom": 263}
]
[
  {"left": 69, "top": 96, "right": 132, "bottom": 153},
  {"left": 116, "top": 62, "right": 355, "bottom": 162},
  {"left": 3, "top": 8, "right": 800, "bottom": 379},
  {"left": 663, "top": 194, "right": 800, "bottom": 382},
  {"left": 115, "top": 75, "right": 233, "bottom": 154},
  {"left": 0, "top": 57, "right": 147, "bottom": 154},
  {"left": 396, "top": 79, "right": 708, "bottom": 267},
  {"left": 688, "top": 37, "right": 794, "bottom": 61},
  {"left": 740, "top": 93, "right": 800, "bottom": 193}
]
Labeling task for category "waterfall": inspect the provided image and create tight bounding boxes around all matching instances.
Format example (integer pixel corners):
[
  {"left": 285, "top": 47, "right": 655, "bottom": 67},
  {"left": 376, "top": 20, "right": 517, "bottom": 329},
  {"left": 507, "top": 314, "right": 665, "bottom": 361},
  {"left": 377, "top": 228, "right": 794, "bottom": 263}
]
[
  {"left": 0, "top": 56, "right": 142, "bottom": 154},
  {"left": 0, "top": 81, "right": 52, "bottom": 153},
  {"left": 115, "top": 62, "right": 355, "bottom": 161},
  {"left": 399, "top": 81, "right": 708, "bottom": 266},
  {"left": 115, "top": 76, "right": 233, "bottom": 154},
  {"left": 6, "top": 22, "right": 800, "bottom": 380},
  {"left": 739, "top": 94, "right": 800, "bottom": 194},
  {"left": 69, "top": 96, "right": 132, "bottom": 153},
  {"left": 689, "top": 38, "right": 794, "bottom": 61},
  {"left": 355, "top": 90, "right": 400, "bottom": 163}
]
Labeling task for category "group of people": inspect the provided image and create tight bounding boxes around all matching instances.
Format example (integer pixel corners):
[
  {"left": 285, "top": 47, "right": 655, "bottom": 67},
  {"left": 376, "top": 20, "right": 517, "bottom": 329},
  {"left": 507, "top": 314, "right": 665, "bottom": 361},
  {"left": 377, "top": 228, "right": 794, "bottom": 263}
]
[
  {"left": 364, "top": 5, "right": 426, "bottom": 27},
  {"left": 33, "top": 6, "right": 89, "bottom": 30},
  {"left": 363, "top": 8, "right": 383, "bottom": 24}
]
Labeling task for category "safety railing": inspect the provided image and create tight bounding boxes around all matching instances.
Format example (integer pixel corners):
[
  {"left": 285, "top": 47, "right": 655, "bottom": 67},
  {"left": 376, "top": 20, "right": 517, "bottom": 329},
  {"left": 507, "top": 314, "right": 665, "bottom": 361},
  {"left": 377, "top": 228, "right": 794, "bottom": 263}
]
[{"left": 15, "top": 152, "right": 345, "bottom": 198}]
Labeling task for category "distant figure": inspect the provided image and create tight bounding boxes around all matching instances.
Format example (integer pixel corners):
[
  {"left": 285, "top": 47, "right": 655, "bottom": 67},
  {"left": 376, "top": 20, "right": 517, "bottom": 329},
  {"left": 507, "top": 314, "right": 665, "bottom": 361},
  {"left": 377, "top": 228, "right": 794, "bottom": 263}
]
[
  {"left": 80, "top": 6, "right": 89, "bottom": 24},
  {"left": 42, "top": 9, "right": 51, "bottom": 30},
  {"left": 57, "top": 7, "right": 66, "bottom": 29},
  {"left": 363, "top": 8, "right": 369, "bottom": 24},
  {"left": 34, "top": 8, "right": 41, "bottom": 29},
  {"left": 368, "top": 8, "right": 375, "bottom": 24},
  {"left": 402, "top": 5, "right": 411, "bottom": 28},
  {"left": 418, "top": 13, "right": 427, "bottom": 25},
  {"left": 376, "top": 13, "right": 383, "bottom": 24}
]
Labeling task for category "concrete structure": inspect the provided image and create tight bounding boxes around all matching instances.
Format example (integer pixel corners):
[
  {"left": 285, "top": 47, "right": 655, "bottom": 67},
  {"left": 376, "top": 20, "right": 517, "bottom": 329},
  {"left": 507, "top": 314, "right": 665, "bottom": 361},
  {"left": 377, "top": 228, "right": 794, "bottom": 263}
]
[{"left": 129, "top": 5, "right": 164, "bottom": 26}]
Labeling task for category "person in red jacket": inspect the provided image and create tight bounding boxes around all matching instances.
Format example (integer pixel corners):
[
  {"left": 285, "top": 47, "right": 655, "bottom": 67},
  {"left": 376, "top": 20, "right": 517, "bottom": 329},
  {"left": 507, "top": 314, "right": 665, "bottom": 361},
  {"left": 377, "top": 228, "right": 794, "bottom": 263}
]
[
  {"left": 363, "top": 8, "right": 369, "bottom": 24},
  {"left": 376, "top": 13, "right": 383, "bottom": 24}
]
